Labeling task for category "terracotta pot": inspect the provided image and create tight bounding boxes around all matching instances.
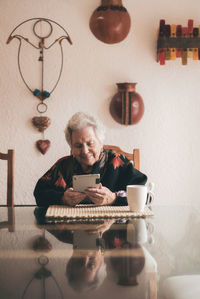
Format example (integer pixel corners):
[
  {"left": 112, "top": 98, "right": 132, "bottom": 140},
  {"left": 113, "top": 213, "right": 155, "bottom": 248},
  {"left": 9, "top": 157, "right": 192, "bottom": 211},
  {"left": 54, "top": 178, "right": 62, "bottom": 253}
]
[
  {"left": 110, "top": 83, "right": 144, "bottom": 125},
  {"left": 89, "top": 0, "right": 131, "bottom": 44}
]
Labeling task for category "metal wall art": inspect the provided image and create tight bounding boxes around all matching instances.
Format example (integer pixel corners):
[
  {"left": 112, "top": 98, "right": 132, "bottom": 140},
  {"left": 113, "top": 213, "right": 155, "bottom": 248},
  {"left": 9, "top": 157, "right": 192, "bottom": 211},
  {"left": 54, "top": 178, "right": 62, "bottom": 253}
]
[
  {"left": 21, "top": 256, "right": 64, "bottom": 299},
  {"left": 7, "top": 18, "right": 72, "bottom": 154},
  {"left": 157, "top": 19, "right": 200, "bottom": 65},
  {"left": 110, "top": 83, "right": 144, "bottom": 125},
  {"left": 89, "top": 0, "right": 131, "bottom": 44}
]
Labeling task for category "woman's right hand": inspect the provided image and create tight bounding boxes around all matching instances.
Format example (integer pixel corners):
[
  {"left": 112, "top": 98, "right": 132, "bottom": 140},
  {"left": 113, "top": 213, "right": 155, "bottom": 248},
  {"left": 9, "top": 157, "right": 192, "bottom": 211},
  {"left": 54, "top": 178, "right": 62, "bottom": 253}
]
[{"left": 62, "top": 188, "right": 86, "bottom": 206}]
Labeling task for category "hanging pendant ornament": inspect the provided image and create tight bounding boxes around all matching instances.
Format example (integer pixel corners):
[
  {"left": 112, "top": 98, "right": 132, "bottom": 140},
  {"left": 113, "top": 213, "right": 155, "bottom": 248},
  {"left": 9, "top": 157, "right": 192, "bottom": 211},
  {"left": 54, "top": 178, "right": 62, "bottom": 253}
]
[
  {"left": 89, "top": 0, "right": 131, "bottom": 44},
  {"left": 32, "top": 116, "right": 51, "bottom": 132},
  {"left": 7, "top": 18, "right": 72, "bottom": 154},
  {"left": 36, "top": 139, "right": 51, "bottom": 155}
]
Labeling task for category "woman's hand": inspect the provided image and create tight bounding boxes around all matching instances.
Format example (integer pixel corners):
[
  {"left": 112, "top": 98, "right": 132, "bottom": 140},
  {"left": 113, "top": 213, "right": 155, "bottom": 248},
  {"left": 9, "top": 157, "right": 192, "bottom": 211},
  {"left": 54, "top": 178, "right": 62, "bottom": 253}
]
[
  {"left": 84, "top": 184, "right": 116, "bottom": 206},
  {"left": 62, "top": 188, "right": 86, "bottom": 206},
  {"left": 86, "top": 219, "right": 115, "bottom": 236}
]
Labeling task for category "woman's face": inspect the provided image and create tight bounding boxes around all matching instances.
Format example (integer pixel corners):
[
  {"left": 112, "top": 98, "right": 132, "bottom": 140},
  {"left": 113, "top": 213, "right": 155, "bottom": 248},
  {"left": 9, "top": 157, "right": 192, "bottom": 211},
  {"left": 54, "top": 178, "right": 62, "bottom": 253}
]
[
  {"left": 71, "top": 126, "right": 102, "bottom": 171},
  {"left": 69, "top": 251, "right": 104, "bottom": 283}
]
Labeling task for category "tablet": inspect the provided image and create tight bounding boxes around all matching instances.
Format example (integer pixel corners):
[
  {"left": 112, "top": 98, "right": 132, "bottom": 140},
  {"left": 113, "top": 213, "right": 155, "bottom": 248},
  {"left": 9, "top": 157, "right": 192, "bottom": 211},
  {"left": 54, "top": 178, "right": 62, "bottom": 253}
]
[{"left": 72, "top": 174, "right": 100, "bottom": 192}]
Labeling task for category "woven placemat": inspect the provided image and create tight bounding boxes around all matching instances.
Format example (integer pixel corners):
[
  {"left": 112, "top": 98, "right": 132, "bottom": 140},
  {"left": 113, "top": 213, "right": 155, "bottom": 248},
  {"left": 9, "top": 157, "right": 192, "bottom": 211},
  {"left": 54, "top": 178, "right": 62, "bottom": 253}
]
[{"left": 46, "top": 205, "right": 153, "bottom": 221}]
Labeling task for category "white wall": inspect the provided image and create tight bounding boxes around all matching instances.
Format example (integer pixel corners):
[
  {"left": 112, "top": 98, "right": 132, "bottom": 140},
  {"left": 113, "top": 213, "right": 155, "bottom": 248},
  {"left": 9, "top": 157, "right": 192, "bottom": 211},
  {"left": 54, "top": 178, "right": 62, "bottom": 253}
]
[{"left": 1, "top": 0, "right": 200, "bottom": 205}]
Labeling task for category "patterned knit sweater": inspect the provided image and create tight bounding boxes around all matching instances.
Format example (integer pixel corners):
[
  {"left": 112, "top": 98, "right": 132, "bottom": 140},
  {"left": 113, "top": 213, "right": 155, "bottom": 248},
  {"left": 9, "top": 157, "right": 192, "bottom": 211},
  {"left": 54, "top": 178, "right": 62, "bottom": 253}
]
[{"left": 34, "top": 149, "right": 147, "bottom": 207}]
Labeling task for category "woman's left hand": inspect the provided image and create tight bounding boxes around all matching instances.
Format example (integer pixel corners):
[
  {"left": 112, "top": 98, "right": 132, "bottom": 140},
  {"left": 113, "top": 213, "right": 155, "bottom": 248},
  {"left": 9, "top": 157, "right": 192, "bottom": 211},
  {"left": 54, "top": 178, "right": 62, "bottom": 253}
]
[{"left": 84, "top": 184, "right": 116, "bottom": 206}]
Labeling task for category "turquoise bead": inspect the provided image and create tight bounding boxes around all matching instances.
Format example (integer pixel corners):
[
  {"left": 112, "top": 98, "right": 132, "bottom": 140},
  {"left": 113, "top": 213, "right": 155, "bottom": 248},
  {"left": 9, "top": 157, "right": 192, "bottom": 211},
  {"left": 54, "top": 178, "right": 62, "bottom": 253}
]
[
  {"left": 42, "top": 91, "right": 50, "bottom": 98},
  {"left": 33, "top": 89, "right": 41, "bottom": 96}
]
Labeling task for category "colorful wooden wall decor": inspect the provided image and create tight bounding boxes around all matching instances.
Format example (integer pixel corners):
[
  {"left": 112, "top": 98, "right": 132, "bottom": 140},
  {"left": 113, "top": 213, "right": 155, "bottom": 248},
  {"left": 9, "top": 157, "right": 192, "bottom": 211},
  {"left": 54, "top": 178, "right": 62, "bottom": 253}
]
[
  {"left": 7, "top": 18, "right": 72, "bottom": 154},
  {"left": 157, "top": 19, "right": 200, "bottom": 65},
  {"left": 89, "top": 0, "right": 131, "bottom": 44},
  {"left": 110, "top": 83, "right": 144, "bottom": 125}
]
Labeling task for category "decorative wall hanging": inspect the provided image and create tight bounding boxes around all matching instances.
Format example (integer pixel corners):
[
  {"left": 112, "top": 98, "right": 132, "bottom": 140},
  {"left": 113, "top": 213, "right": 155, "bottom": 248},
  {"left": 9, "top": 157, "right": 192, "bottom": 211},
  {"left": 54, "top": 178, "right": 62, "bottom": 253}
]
[
  {"left": 110, "top": 83, "right": 144, "bottom": 125},
  {"left": 21, "top": 255, "right": 64, "bottom": 299},
  {"left": 157, "top": 19, "right": 200, "bottom": 65},
  {"left": 89, "top": 0, "right": 131, "bottom": 44},
  {"left": 7, "top": 18, "right": 72, "bottom": 154}
]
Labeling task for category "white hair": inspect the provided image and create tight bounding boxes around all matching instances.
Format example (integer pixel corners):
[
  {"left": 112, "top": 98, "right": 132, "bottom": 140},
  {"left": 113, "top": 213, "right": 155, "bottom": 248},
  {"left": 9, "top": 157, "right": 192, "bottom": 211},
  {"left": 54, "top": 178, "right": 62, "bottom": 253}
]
[{"left": 65, "top": 112, "right": 105, "bottom": 147}]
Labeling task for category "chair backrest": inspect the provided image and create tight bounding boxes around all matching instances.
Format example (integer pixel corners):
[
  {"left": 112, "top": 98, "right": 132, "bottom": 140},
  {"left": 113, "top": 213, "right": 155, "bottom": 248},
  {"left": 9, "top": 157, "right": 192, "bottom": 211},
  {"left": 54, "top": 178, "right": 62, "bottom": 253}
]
[
  {"left": 104, "top": 145, "right": 140, "bottom": 170},
  {"left": 0, "top": 149, "right": 14, "bottom": 206}
]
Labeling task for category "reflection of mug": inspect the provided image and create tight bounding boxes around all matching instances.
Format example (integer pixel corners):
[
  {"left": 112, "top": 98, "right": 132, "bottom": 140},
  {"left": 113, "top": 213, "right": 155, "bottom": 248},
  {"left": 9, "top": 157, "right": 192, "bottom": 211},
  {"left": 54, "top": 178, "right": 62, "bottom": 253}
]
[
  {"left": 127, "top": 183, "right": 155, "bottom": 212},
  {"left": 128, "top": 219, "right": 155, "bottom": 245},
  {"left": 134, "top": 219, "right": 148, "bottom": 244},
  {"left": 127, "top": 219, "right": 148, "bottom": 244}
]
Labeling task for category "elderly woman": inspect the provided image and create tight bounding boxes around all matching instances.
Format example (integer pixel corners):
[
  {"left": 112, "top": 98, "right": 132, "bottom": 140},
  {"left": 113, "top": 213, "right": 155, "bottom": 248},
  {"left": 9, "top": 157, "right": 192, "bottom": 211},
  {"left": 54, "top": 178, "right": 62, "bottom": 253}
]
[{"left": 34, "top": 112, "right": 147, "bottom": 207}]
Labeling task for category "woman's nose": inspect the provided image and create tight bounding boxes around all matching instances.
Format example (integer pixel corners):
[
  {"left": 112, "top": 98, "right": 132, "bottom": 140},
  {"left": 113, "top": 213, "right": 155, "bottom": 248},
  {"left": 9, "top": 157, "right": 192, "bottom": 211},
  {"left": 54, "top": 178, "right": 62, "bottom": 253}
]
[{"left": 82, "top": 144, "right": 89, "bottom": 154}]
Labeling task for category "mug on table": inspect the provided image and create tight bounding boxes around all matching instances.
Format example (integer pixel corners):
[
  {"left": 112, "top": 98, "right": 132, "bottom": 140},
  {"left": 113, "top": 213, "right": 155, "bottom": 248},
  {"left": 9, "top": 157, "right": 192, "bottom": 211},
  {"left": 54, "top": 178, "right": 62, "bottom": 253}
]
[{"left": 126, "top": 182, "right": 155, "bottom": 212}]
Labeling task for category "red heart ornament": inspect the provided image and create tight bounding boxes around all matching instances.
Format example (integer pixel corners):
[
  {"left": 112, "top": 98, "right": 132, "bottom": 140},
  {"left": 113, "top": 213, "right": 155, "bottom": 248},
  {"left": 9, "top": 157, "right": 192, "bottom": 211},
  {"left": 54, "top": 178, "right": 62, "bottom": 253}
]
[{"left": 36, "top": 140, "right": 51, "bottom": 154}]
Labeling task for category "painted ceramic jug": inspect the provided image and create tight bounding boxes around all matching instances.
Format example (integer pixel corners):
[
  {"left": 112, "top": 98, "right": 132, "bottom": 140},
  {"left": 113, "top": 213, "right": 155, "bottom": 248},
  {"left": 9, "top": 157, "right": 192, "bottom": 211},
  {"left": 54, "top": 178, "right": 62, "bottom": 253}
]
[
  {"left": 89, "top": 0, "right": 131, "bottom": 44},
  {"left": 110, "top": 83, "right": 144, "bottom": 125}
]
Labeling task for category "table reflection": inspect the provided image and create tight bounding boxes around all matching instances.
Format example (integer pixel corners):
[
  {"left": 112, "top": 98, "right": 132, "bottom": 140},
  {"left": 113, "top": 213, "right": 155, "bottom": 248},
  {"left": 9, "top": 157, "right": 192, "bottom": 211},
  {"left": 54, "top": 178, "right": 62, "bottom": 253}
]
[
  {"left": 1, "top": 206, "right": 200, "bottom": 298},
  {"left": 40, "top": 214, "right": 156, "bottom": 298},
  {"left": 0, "top": 207, "right": 158, "bottom": 299}
]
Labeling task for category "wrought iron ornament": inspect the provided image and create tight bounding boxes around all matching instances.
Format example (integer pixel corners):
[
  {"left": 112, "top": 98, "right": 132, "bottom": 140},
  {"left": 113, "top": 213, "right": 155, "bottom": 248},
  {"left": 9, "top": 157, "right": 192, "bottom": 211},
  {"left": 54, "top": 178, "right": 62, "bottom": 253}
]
[
  {"left": 21, "top": 255, "right": 64, "bottom": 299},
  {"left": 7, "top": 18, "right": 72, "bottom": 154}
]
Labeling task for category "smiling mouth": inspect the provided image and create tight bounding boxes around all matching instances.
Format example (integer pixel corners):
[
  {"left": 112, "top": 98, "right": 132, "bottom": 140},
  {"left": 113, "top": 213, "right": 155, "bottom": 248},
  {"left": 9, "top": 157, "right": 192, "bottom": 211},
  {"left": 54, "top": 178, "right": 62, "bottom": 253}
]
[{"left": 81, "top": 154, "right": 93, "bottom": 160}]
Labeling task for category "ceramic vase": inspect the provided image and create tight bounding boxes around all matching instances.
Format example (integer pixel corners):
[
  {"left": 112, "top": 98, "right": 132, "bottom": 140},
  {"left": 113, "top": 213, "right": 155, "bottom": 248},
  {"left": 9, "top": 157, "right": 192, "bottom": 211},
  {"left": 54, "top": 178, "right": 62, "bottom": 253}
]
[
  {"left": 110, "top": 83, "right": 144, "bottom": 125},
  {"left": 89, "top": 0, "right": 131, "bottom": 44}
]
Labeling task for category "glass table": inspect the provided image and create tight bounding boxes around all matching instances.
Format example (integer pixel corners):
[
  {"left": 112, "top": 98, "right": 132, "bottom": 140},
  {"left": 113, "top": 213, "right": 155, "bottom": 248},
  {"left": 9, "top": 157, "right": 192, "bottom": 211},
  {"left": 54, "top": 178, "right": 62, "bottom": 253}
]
[{"left": 0, "top": 205, "right": 200, "bottom": 299}]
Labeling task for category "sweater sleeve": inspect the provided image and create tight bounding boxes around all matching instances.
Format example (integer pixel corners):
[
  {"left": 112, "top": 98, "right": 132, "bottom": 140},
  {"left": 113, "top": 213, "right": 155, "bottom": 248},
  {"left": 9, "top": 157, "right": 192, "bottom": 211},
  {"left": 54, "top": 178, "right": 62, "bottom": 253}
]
[
  {"left": 116, "top": 157, "right": 147, "bottom": 190},
  {"left": 34, "top": 157, "right": 70, "bottom": 207},
  {"left": 108, "top": 154, "right": 148, "bottom": 206}
]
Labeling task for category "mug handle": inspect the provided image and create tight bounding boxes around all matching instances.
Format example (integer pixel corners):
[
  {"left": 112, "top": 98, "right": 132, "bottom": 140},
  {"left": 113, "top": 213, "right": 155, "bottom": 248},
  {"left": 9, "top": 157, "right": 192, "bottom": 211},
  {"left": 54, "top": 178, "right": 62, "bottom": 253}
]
[
  {"left": 146, "top": 182, "right": 155, "bottom": 205},
  {"left": 146, "top": 191, "right": 154, "bottom": 205}
]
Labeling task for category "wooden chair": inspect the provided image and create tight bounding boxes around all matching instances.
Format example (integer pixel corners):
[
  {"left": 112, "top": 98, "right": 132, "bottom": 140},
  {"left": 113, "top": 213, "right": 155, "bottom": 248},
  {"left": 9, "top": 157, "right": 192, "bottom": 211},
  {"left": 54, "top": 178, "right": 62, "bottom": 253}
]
[
  {"left": 0, "top": 149, "right": 15, "bottom": 231},
  {"left": 104, "top": 145, "right": 140, "bottom": 170},
  {"left": 0, "top": 208, "right": 15, "bottom": 232},
  {"left": 0, "top": 149, "right": 14, "bottom": 206}
]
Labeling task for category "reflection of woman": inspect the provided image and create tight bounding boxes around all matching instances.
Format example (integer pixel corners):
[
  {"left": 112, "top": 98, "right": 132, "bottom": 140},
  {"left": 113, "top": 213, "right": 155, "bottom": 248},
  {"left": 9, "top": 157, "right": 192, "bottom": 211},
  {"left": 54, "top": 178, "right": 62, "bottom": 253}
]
[
  {"left": 66, "top": 249, "right": 106, "bottom": 292},
  {"left": 45, "top": 221, "right": 112, "bottom": 293},
  {"left": 34, "top": 112, "right": 147, "bottom": 207}
]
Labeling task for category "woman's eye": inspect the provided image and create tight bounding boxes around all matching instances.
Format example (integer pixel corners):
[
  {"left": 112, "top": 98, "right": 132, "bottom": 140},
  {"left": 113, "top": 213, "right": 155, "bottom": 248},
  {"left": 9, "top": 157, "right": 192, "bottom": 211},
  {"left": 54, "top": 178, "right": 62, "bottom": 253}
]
[
  {"left": 75, "top": 144, "right": 82, "bottom": 149},
  {"left": 87, "top": 141, "right": 94, "bottom": 147}
]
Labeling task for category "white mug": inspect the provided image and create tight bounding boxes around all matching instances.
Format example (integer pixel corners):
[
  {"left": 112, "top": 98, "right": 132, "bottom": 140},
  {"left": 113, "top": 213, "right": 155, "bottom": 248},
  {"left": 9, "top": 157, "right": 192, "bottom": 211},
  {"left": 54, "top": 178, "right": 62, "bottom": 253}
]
[{"left": 127, "top": 183, "right": 155, "bottom": 212}]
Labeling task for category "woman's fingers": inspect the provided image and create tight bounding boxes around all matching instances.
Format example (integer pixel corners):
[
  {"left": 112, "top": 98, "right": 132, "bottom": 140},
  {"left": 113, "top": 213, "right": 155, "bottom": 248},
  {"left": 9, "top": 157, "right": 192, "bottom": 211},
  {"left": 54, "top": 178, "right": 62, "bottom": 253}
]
[
  {"left": 62, "top": 189, "right": 86, "bottom": 206},
  {"left": 62, "top": 185, "right": 116, "bottom": 206},
  {"left": 84, "top": 190, "right": 104, "bottom": 204},
  {"left": 85, "top": 186, "right": 116, "bottom": 205}
]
